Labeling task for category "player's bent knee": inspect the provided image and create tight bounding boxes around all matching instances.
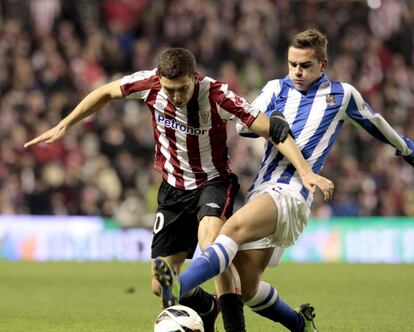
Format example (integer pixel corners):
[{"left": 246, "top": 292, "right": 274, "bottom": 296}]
[
  {"left": 199, "top": 233, "right": 216, "bottom": 250},
  {"left": 221, "top": 219, "right": 246, "bottom": 242},
  {"left": 198, "top": 216, "right": 223, "bottom": 250}
]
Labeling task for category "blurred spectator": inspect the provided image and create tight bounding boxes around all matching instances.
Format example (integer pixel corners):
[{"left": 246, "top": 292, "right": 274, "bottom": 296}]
[{"left": 1, "top": 0, "right": 413, "bottom": 226}]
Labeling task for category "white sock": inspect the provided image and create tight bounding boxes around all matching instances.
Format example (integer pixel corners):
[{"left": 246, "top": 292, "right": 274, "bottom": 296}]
[
  {"left": 212, "top": 234, "right": 239, "bottom": 273},
  {"left": 245, "top": 281, "right": 278, "bottom": 311}
]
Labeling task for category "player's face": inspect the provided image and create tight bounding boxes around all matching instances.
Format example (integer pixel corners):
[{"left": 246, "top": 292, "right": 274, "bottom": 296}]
[
  {"left": 288, "top": 47, "right": 327, "bottom": 91},
  {"left": 160, "top": 75, "right": 196, "bottom": 108}
]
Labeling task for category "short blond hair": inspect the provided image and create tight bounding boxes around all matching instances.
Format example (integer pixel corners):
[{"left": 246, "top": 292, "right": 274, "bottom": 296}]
[{"left": 290, "top": 29, "right": 328, "bottom": 62}]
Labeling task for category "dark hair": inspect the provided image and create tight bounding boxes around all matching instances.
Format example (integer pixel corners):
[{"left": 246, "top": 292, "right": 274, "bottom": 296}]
[
  {"left": 157, "top": 48, "right": 197, "bottom": 79},
  {"left": 290, "top": 29, "right": 328, "bottom": 62}
]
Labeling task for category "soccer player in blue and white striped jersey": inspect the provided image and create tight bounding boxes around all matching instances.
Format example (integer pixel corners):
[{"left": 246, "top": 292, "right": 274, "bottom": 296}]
[{"left": 155, "top": 29, "right": 414, "bottom": 332}]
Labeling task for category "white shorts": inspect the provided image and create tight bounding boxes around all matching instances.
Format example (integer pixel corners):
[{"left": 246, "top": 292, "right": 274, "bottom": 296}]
[{"left": 239, "top": 184, "right": 311, "bottom": 251}]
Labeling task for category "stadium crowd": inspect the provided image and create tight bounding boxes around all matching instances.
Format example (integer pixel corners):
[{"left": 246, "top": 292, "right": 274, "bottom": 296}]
[{"left": 1, "top": 0, "right": 413, "bottom": 227}]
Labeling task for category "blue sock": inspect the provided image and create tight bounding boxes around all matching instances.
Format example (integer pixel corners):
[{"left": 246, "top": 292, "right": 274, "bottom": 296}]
[
  {"left": 246, "top": 281, "right": 304, "bottom": 332},
  {"left": 179, "top": 235, "right": 238, "bottom": 296}
]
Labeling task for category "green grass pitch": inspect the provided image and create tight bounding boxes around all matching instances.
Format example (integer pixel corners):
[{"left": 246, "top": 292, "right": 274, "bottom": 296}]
[{"left": 0, "top": 261, "right": 413, "bottom": 331}]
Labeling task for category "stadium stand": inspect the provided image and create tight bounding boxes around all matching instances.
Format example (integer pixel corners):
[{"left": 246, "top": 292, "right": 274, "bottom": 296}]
[{"left": 0, "top": 0, "right": 413, "bottom": 225}]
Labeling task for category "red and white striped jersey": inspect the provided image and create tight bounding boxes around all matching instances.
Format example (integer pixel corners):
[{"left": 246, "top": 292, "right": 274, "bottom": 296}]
[{"left": 120, "top": 69, "right": 259, "bottom": 190}]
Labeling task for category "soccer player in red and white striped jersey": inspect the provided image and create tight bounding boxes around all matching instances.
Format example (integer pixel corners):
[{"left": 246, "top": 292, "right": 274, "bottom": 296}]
[
  {"left": 24, "top": 48, "right": 327, "bottom": 332},
  {"left": 119, "top": 68, "right": 259, "bottom": 191}
]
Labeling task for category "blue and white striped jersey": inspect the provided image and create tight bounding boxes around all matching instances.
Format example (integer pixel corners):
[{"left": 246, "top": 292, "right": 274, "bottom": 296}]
[{"left": 239, "top": 74, "right": 414, "bottom": 205}]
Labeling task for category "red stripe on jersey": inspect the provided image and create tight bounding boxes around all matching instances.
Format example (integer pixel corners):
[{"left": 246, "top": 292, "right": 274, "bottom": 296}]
[
  {"left": 120, "top": 74, "right": 159, "bottom": 97},
  {"left": 186, "top": 82, "right": 208, "bottom": 186},
  {"left": 210, "top": 81, "right": 257, "bottom": 127},
  {"left": 145, "top": 84, "right": 166, "bottom": 176},
  {"left": 163, "top": 101, "right": 185, "bottom": 189},
  {"left": 209, "top": 90, "right": 231, "bottom": 177}
]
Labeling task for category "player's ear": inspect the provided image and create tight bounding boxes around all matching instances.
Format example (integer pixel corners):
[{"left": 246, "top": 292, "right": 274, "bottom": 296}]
[{"left": 321, "top": 59, "right": 327, "bottom": 73}]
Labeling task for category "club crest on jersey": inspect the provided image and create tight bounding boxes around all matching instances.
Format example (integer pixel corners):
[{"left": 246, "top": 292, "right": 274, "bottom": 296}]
[
  {"left": 325, "top": 95, "right": 335, "bottom": 107},
  {"left": 199, "top": 111, "right": 210, "bottom": 125}
]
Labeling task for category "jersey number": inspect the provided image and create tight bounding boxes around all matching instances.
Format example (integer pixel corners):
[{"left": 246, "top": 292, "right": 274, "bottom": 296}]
[{"left": 153, "top": 212, "right": 165, "bottom": 234}]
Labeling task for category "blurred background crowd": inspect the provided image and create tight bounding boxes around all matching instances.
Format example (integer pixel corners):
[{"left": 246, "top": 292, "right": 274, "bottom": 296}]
[{"left": 1, "top": 0, "right": 413, "bottom": 228}]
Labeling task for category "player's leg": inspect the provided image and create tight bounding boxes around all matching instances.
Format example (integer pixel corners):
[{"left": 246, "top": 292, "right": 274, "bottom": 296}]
[
  {"left": 233, "top": 186, "right": 317, "bottom": 332},
  {"left": 175, "top": 185, "right": 313, "bottom": 296},
  {"left": 155, "top": 185, "right": 312, "bottom": 305},
  {"left": 152, "top": 235, "right": 218, "bottom": 332},
  {"left": 155, "top": 192, "right": 278, "bottom": 299},
  {"left": 151, "top": 252, "right": 187, "bottom": 301},
  {"left": 198, "top": 216, "right": 245, "bottom": 332},
  {"left": 234, "top": 248, "right": 312, "bottom": 332},
  {"left": 151, "top": 180, "right": 218, "bottom": 330},
  {"left": 152, "top": 252, "right": 222, "bottom": 330},
  {"left": 195, "top": 174, "right": 246, "bottom": 332}
]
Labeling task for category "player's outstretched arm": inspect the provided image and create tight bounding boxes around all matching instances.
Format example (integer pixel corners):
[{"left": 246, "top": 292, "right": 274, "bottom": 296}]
[
  {"left": 249, "top": 112, "right": 334, "bottom": 200},
  {"left": 24, "top": 79, "right": 123, "bottom": 148},
  {"left": 344, "top": 86, "right": 414, "bottom": 167}
]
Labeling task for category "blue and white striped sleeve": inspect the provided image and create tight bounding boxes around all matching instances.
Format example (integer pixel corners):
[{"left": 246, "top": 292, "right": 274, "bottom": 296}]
[
  {"left": 236, "top": 80, "right": 280, "bottom": 138},
  {"left": 343, "top": 84, "right": 414, "bottom": 158},
  {"left": 253, "top": 80, "right": 279, "bottom": 112}
]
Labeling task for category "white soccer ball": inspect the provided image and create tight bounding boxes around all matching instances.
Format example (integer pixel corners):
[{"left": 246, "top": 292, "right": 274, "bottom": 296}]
[{"left": 154, "top": 305, "right": 204, "bottom": 332}]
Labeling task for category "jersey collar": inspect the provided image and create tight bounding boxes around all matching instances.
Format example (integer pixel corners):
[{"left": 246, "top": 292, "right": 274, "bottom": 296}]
[{"left": 284, "top": 74, "right": 330, "bottom": 95}]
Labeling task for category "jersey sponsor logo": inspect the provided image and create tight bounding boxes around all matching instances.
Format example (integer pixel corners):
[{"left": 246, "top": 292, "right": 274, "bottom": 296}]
[
  {"left": 326, "top": 95, "right": 336, "bottom": 107},
  {"left": 206, "top": 202, "right": 220, "bottom": 208},
  {"left": 157, "top": 114, "right": 207, "bottom": 136}
]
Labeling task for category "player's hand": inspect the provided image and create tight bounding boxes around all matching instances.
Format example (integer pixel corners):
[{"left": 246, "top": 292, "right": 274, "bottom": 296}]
[
  {"left": 24, "top": 123, "right": 68, "bottom": 148},
  {"left": 269, "top": 110, "right": 292, "bottom": 144},
  {"left": 396, "top": 136, "right": 414, "bottom": 167},
  {"left": 301, "top": 173, "right": 334, "bottom": 201}
]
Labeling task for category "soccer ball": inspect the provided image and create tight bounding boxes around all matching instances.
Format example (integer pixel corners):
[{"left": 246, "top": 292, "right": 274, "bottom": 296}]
[{"left": 154, "top": 305, "right": 204, "bottom": 332}]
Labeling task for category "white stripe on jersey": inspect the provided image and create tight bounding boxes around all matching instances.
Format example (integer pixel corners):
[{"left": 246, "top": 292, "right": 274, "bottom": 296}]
[
  {"left": 307, "top": 85, "right": 348, "bottom": 168},
  {"left": 252, "top": 80, "right": 281, "bottom": 112},
  {"left": 153, "top": 94, "right": 177, "bottom": 187},
  {"left": 283, "top": 88, "right": 301, "bottom": 124},
  {"left": 197, "top": 78, "right": 219, "bottom": 181}
]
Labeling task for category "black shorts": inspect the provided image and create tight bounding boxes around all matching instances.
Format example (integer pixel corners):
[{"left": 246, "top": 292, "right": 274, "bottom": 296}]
[{"left": 151, "top": 174, "right": 239, "bottom": 259}]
